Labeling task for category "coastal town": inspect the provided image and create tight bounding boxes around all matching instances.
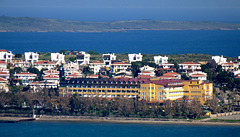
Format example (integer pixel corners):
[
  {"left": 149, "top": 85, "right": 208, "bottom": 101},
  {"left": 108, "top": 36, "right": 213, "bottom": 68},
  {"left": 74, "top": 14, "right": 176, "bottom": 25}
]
[{"left": 0, "top": 49, "right": 240, "bottom": 119}]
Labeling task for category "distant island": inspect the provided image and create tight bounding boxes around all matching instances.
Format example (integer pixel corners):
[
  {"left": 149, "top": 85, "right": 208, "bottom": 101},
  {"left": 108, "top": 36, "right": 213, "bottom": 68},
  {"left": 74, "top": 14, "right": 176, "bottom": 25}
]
[{"left": 0, "top": 15, "right": 240, "bottom": 32}]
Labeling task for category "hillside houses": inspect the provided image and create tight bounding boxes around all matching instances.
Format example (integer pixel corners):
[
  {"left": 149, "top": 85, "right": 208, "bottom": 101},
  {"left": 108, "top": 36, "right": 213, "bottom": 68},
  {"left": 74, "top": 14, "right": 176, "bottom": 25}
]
[{"left": 1, "top": 48, "right": 239, "bottom": 97}]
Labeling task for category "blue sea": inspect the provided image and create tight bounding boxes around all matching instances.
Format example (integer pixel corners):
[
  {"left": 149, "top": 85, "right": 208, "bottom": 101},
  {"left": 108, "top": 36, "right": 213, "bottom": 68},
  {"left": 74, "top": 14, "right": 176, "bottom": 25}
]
[
  {"left": 0, "top": 30, "right": 240, "bottom": 57},
  {"left": 0, "top": 121, "right": 240, "bottom": 137}
]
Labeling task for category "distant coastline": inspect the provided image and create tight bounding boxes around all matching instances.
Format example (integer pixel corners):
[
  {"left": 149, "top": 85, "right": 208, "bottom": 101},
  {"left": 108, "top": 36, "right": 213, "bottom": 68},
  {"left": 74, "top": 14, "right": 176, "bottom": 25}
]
[{"left": 1, "top": 16, "right": 240, "bottom": 32}]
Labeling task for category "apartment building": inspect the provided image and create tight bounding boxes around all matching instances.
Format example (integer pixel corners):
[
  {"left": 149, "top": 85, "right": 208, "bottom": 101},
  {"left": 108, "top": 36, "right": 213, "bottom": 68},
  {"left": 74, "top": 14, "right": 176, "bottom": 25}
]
[
  {"left": 0, "top": 49, "right": 13, "bottom": 63},
  {"left": 140, "top": 80, "right": 212, "bottom": 105},
  {"left": 25, "top": 52, "right": 39, "bottom": 64},
  {"left": 128, "top": 53, "right": 143, "bottom": 63}
]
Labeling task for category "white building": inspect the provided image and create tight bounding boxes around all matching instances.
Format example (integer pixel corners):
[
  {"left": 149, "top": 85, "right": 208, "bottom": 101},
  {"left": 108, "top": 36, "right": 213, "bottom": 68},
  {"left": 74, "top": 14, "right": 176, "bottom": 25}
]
[
  {"left": 128, "top": 53, "right": 142, "bottom": 63},
  {"left": 154, "top": 56, "right": 168, "bottom": 65},
  {"left": 103, "top": 53, "right": 116, "bottom": 66},
  {"left": 0, "top": 61, "right": 7, "bottom": 69},
  {"left": 43, "top": 74, "right": 60, "bottom": 85},
  {"left": 76, "top": 51, "right": 90, "bottom": 65},
  {"left": 13, "top": 60, "right": 31, "bottom": 71},
  {"left": 34, "top": 61, "right": 56, "bottom": 71},
  {"left": 0, "top": 71, "right": 10, "bottom": 80},
  {"left": 25, "top": 52, "right": 39, "bottom": 64},
  {"left": 139, "top": 65, "right": 155, "bottom": 77},
  {"left": 189, "top": 71, "right": 207, "bottom": 81},
  {"left": 14, "top": 72, "right": 37, "bottom": 86},
  {"left": 211, "top": 55, "right": 227, "bottom": 65},
  {"left": 139, "top": 65, "right": 155, "bottom": 73},
  {"left": 178, "top": 62, "right": 201, "bottom": 73},
  {"left": 29, "top": 81, "right": 58, "bottom": 92},
  {"left": 89, "top": 61, "right": 105, "bottom": 74},
  {"left": 0, "top": 49, "right": 13, "bottom": 63},
  {"left": 51, "top": 53, "right": 65, "bottom": 65},
  {"left": 111, "top": 62, "right": 132, "bottom": 73},
  {"left": 63, "top": 62, "right": 80, "bottom": 76},
  {"left": 0, "top": 77, "right": 9, "bottom": 92}
]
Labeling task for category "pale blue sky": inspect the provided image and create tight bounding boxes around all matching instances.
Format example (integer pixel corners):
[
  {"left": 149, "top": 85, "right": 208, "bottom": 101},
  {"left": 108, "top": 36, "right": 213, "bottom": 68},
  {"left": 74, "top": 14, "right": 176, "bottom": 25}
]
[{"left": 1, "top": 0, "right": 240, "bottom": 22}]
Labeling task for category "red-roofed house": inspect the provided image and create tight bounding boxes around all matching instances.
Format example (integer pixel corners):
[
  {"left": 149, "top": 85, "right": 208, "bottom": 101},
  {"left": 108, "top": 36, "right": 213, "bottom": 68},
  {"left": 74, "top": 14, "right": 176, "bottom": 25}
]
[
  {"left": 13, "top": 60, "right": 31, "bottom": 71},
  {"left": 0, "top": 71, "right": 10, "bottom": 79},
  {"left": 14, "top": 72, "right": 37, "bottom": 86},
  {"left": 0, "top": 61, "right": 7, "bottom": 69},
  {"left": 137, "top": 75, "right": 153, "bottom": 79},
  {"left": 111, "top": 62, "right": 131, "bottom": 73},
  {"left": 43, "top": 74, "right": 59, "bottom": 85},
  {"left": 179, "top": 62, "right": 201, "bottom": 73},
  {"left": 158, "top": 63, "right": 175, "bottom": 72},
  {"left": 138, "top": 71, "right": 155, "bottom": 77},
  {"left": 34, "top": 61, "right": 56, "bottom": 71},
  {"left": 0, "top": 49, "right": 13, "bottom": 63},
  {"left": 43, "top": 69, "right": 59, "bottom": 75},
  {"left": 29, "top": 81, "right": 58, "bottom": 92},
  {"left": 163, "top": 72, "right": 181, "bottom": 79},
  {"left": 89, "top": 61, "right": 105, "bottom": 74},
  {"left": 188, "top": 71, "right": 207, "bottom": 81},
  {"left": 66, "top": 73, "right": 83, "bottom": 79},
  {"left": 0, "top": 77, "right": 9, "bottom": 92},
  {"left": 221, "top": 62, "right": 239, "bottom": 72}
]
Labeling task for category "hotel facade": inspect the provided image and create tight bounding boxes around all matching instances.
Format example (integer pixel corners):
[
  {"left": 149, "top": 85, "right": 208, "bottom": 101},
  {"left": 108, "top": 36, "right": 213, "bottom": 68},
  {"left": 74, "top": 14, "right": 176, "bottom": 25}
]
[{"left": 59, "top": 78, "right": 212, "bottom": 104}]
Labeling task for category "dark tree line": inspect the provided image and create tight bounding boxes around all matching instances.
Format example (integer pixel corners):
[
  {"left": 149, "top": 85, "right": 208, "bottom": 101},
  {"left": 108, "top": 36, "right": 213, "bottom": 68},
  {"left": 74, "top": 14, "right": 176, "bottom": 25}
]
[{"left": 0, "top": 89, "right": 218, "bottom": 119}]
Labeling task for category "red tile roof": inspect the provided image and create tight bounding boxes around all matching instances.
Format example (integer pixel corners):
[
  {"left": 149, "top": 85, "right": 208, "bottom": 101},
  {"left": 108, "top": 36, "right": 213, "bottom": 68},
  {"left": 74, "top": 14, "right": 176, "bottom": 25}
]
[
  {"left": 92, "top": 61, "right": 104, "bottom": 64},
  {"left": 15, "top": 72, "right": 37, "bottom": 76},
  {"left": 137, "top": 75, "right": 153, "bottom": 79},
  {"left": 0, "top": 61, "right": 7, "bottom": 64},
  {"left": 222, "top": 63, "right": 234, "bottom": 65},
  {"left": 43, "top": 74, "right": 59, "bottom": 79},
  {"left": 164, "top": 72, "right": 181, "bottom": 76},
  {"left": 0, "top": 77, "right": 7, "bottom": 81},
  {"left": 190, "top": 74, "right": 206, "bottom": 77},
  {"left": 35, "top": 61, "right": 55, "bottom": 64},
  {"left": 0, "top": 49, "right": 7, "bottom": 52},
  {"left": 235, "top": 76, "right": 240, "bottom": 79},
  {"left": 141, "top": 71, "right": 152, "bottom": 74},
  {"left": 0, "top": 72, "right": 9, "bottom": 75}
]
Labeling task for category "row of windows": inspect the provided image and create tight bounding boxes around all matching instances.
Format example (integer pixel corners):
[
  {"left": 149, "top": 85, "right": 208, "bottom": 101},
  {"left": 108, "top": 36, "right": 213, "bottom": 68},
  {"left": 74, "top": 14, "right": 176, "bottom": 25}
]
[
  {"left": 141, "top": 87, "right": 164, "bottom": 90},
  {"left": 68, "top": 89, "right": 138, "bottom": 93},
  {"left": 168, "top": 95, "right": 183, "bottom": 99},
  {"left": 68, "top": 85, "right": 138, "bottom": 89},
  {"left": 191, "top": 91, "right": 201, "bottom": 93},
  {"left": 169, "top": 91, "right": 184, "bottom": 94},
  {"left": 67, "top": 80, "right": 142, "bottom": 84},
  {"left": 78, "top": 94, "right": 137, "bottom": 98}
]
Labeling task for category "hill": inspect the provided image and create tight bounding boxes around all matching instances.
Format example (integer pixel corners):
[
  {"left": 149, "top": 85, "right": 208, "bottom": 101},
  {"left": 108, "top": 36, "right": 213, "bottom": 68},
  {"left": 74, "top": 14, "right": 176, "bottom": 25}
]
[{"left": 0, "top": 16, "right": 240, "bottom": 32}]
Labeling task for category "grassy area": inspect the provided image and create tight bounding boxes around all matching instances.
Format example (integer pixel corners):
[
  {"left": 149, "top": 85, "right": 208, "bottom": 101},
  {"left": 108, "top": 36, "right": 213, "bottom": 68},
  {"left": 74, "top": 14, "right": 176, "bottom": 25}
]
[{"left": 208, "top": 119, "right": 240, "bottom": 123}]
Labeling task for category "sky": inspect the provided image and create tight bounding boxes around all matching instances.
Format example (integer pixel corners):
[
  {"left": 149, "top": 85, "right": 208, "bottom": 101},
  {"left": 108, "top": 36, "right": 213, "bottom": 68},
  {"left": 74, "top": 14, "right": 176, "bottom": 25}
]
[{"left": 1, "top": 0, "right": 240, "bottom": 22}]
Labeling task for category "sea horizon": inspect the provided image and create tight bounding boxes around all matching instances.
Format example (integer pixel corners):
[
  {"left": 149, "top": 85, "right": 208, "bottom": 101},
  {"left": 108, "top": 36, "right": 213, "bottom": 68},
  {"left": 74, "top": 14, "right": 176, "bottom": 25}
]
[{"left": 0, "top": 30, "right": 240, "bottom": 57}]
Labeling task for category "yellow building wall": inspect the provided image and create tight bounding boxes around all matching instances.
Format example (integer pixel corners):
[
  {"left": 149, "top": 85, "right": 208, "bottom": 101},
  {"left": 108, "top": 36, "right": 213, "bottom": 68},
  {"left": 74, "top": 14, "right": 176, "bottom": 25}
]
[{"left": 139, "top": 80, "right": 213, "bottom": 105}]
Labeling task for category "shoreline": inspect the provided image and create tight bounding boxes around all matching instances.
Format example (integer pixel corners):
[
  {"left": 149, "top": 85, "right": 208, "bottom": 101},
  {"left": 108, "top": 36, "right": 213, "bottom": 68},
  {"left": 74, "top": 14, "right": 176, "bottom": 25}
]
[
  {"left": 1, "top": 115, "right": 240, "bottom": 126},
  {"left": 34, "top": 115, "right": 240, "bottom": 126}
]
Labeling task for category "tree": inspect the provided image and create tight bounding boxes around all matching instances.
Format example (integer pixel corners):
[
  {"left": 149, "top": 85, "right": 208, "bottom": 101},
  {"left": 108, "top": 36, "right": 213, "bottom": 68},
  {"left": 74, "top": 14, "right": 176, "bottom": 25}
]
[
  {"left": 88, "top": 50, "right": 99, "bottom": 55},
  {"left": 60, "top": 49, "right": 68, "bottom": 55},
  {"left": 15, "top": 53, "right": 22, "bottom": 58}
]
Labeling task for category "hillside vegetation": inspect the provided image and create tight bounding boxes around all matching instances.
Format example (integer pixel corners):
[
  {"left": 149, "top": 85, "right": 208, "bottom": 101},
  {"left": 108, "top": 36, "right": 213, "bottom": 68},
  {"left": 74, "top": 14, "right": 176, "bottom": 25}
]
[{"left": 1, "top": 16, "right": 240, "bottom": 32}]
